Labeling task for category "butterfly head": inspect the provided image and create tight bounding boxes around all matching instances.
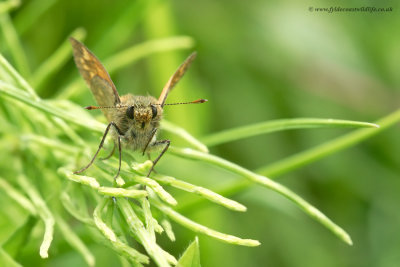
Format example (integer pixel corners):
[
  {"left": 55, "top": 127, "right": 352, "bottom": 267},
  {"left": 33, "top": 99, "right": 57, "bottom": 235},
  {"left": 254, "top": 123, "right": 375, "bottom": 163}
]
[{"left": 125, "top": 104, "right": 161, "bottom": 130}]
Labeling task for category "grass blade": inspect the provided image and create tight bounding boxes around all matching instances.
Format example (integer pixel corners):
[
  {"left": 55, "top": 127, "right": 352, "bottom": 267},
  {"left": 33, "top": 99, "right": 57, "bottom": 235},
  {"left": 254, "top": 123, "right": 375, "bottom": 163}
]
[
  {"left": 151, "top": 173, "right": 246, "bottom": 212},
  {"left": 0, "top": 178, "right": 37, "bottom": 214},
  {"left": 0, "top": 0, "right": 20, "bottom": 14},
  {"left": 0, "top": 81, "right": 104, "bottom": 132},
  {"left": 201, "top": 118, "right": 379, "bottom": 146},
  {"left": 152, "top": 199, "right": 260, "bottom": 247},
  {"left": 180, "top": 108, "right": 400, "bottom": 237},
  {"left": 16, "top": 174, "right": 55, "bottom": 258},
  {"left": 2, "top": 216, "right": 37, "bottom": 258},
  {"left": 0, "top": 248, "right": 22, "bottom": 267},
  {"left": 169, "top": 147, "right": 352, "bottom": 245},
  {"left": 32, "top": 28, "right": 86, "bottom": 91},
  {"left": 93, "top": 198, "right": 149, "bottom": 264},
  {"left": 98, "top": 187, "right": 148, "bottom": 199},
  {"left": 0, "top": 54, "right": 38, "bottom": 99},
  {"left": 177, "top": 237, "right": 200, "bottom": 267},
  {"left": 0, "top": 13, "right": 30, "bottom": 78},
  {"left": 162, "top": 120, "right": 208, "bottom": 153},
  {"left": 117, "top": 198, "right": 172, "bottom": 267},
  {"left": 55, "top": 215, "right": 95, "bottom": 267},
  {"left": 14, "top": 0, "right": 58, "bottom": 35}
]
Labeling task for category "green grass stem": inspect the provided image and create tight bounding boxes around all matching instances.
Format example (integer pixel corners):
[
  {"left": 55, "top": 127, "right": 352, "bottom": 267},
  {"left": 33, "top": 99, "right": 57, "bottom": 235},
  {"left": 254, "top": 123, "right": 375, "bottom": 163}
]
[
  {"left": 169, "top": 147, "right": 353, "bottom": 245},
  {"left": 152, "top": 199, "right": 260, "bottom": 247},
  {"left": 55, "top": 215, "right": 95, "bottom": 267},
  {"left": 201, "top": 118, "right": 379, "bottom": 146},
  {"left": 16, "top": 174, "right": 55, "bottom": 258},
  {"left": 32, "top": 28, "right": 86, "bottom": 91}
]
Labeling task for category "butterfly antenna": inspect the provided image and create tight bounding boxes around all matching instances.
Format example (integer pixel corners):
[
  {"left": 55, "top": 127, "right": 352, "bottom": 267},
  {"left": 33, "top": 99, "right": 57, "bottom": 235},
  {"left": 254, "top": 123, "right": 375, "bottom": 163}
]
[
  {"left": 85, "top": 105, "right": 128, "bottom": 110},
  {"left": 161, "top": 98, "right": 208, "bottom": 106}
]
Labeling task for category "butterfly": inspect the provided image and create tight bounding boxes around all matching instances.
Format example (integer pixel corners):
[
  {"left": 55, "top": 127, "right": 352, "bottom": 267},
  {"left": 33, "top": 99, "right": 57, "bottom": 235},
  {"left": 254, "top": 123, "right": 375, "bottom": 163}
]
[{"left": 69, "top": 37, "right": 206, "bottom": 179}]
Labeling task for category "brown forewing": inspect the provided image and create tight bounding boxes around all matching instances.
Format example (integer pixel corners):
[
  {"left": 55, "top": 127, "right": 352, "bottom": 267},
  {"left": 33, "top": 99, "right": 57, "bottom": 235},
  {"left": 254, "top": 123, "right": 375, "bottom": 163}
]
[
  {"left": 158, "top": 52, "right": 197, "bottom": 107},
  {"left": 70, "top": 37, "right": 121, "bottom": 122}
]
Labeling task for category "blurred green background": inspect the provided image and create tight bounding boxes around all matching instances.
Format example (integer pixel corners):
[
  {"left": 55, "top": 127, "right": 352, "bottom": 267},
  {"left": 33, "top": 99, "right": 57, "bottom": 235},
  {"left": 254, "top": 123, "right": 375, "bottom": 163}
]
[{"left": 1, "top": 0, "right": 400, "bottom": 266}]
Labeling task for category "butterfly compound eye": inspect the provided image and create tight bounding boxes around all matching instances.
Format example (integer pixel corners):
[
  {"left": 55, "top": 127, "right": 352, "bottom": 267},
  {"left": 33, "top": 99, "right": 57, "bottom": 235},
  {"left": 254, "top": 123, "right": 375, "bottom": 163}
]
[
  {"left": 126, "top": 106, "right": 134, "bottom": 119},
  {"left": 151, "top": 105, "right": 157, "bottom": 119}
]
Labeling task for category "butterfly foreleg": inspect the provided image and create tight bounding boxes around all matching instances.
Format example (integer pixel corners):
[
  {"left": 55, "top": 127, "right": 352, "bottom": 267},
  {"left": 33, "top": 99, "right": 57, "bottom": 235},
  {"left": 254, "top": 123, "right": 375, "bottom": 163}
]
[
  {"left": 146, "top": 139, "right": 170, "bottom": 177},
  {"left": 74, "top": 122, "right": 123, "bottom": 180}
]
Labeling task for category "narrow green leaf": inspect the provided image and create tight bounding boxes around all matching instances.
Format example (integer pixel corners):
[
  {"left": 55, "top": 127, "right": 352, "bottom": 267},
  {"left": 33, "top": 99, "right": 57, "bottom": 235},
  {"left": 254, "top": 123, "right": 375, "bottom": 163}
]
[
  {"left": 32, "top": 28, "right": 86, "bottom": 91},
  {"left": 161, "top": 219, "right": 175, "bottom": 242},
  {"left": 161, "top": 120, "right": 209, "bottom": 153},
  {"left": 117, "top": 198, "right": 172, "bottom": 267},
  {"left": 257, "top": 113, "right": 396, "bottom": 177},
  {"left": 0, "top": 248, "right": 22, "bottom": 267},
  {"left": 59, "top": 168, "right": 100, "bottom": 189},
  {"left": 0, "top": 178, "right": 37, "bottom": 215},
  {"left": 96, "top": 161, "right": 178, "bottom": 206},
  {"left": 152, "top": 199, "right": 260, "bottom": 247},
  {"left": 180, "top": 108, "right": 400, "bottom": 216},
  {"left": 169, "top": 147, "right": 352, "bottom": 245},
  {"left": 55, "top": 215, "right": 95, "bottom": 267},
  {"left": 98, "top": 187, "right": 148, "bottom": 199},
  {"left": 0, "top": 81, "right": 104, "bottom": 132},
  {"left": 201, "top": 118, "right": 379, "bottom": 146},
  {"left": 177, "top": 237, "right": 201, "bottom": 267},
  {"left": 16, "top": 174, "right": 55, "bottom": 258},
  {"left": 0, "top": 0, "right": 20, "bottom": 14},
  {"left": 0, "top": 13, "right": 30, "bottom": 78},
  {"left": 60, "top": 190, "right": 95, "bottom": 226},
  {"left": 93, "top": 0, "right": 152, "bottom": 54},
  {"left": 139, "top": 198, "right": 156, "bottom": 242},
  {"left": 0, "top": 54, "right": 38, "bottom": 99},
  {"left": 151, "top": 173, "right": 246, "bottom": 212},
  {"left": 14, "top": 0, "right": 58, "bottom": 35},
  {"left": 2, "top": 216, "right": 37, "bottom": 257},
  {"left": 93, "top": 198, "right": 149, "bottom": 264}
]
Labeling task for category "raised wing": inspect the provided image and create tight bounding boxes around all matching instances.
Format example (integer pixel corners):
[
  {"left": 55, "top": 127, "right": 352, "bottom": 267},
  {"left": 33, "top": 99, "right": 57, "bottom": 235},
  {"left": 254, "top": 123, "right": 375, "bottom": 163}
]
[
  {"left": 70, "top": 37, "right": 120, "bottom": 121},
  {"left": 158, "top": 52, "right": 197, "bottom": 107}
]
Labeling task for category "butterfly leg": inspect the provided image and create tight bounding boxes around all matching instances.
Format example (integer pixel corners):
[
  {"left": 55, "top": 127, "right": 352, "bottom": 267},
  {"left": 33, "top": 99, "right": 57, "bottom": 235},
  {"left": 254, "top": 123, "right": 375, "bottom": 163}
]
[
  {"left": 146, "top": 153, "right": 159, "bottom": 174},
  {"left": 115, "top": 135, "right": 122, "bottom": 180},
  {"left": 74, "top": 122, "right": 123, "bottom": 178},
  {"left": 100, "top": 141, "right": 116, "bottom": 160},
  {"left": 146, "top": 139, "right": 170, "bottom": 177},
  {"left": 142, "top": 128, "right": 157, "bottom": 155}
]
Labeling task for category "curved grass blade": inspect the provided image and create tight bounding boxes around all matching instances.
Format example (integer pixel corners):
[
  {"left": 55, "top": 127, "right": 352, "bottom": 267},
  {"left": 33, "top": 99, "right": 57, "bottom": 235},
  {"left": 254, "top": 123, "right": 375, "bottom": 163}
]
[
  {"left": 2, "top": 216, "right": 37, "bottom": 258},
  {"left": 169, "top": 147, "right": 352, "bottom": 245},
  {"left": 151, "top": 173, "right": 246, "bottom": 212},
  {"left": 0, "top": 81, "right": 105, "bottom": 132},
  {"left": 180, "top": 108, "right": 400, "bottom": 232},
  {"left": 32, "top": 28, "right": 86, "bottom": 92},
  {"left": 161, "top": 120, "right": 208, "bottom": 153},
  {"left": 201, "top": 118, "right": 379, "bottom": 146},
  {"left": 0, "top": 54, "right": 38, "bottom": 99},
  {"left": 14, "top": 0, "right": 58, "bottom": 35},
  {"left": 0, "top": 0, "right": 20, "bottom": 14},
  {"left": 0, "top": 13, "right": 30, "bottom": 78},
  {"left": 0, "top": 178, "right": 37, "bottom": 214},
  {"left": 16, "top": 174, "right": 55, "bottom": 258},
  {"left": 117, "top": 198, "right": 172, "bottom": 267},
  {"left": 55, "top": 215, "right": 95, "bottom": 267},
  {"left": 0, "top": 248, "right": 22, "bottom": 267},
  {"left": 93, "top": 198, "right": 149, "bottom": 264},
  {"left": 152, "top": 199, "right": 260, "bottom": 247}
]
